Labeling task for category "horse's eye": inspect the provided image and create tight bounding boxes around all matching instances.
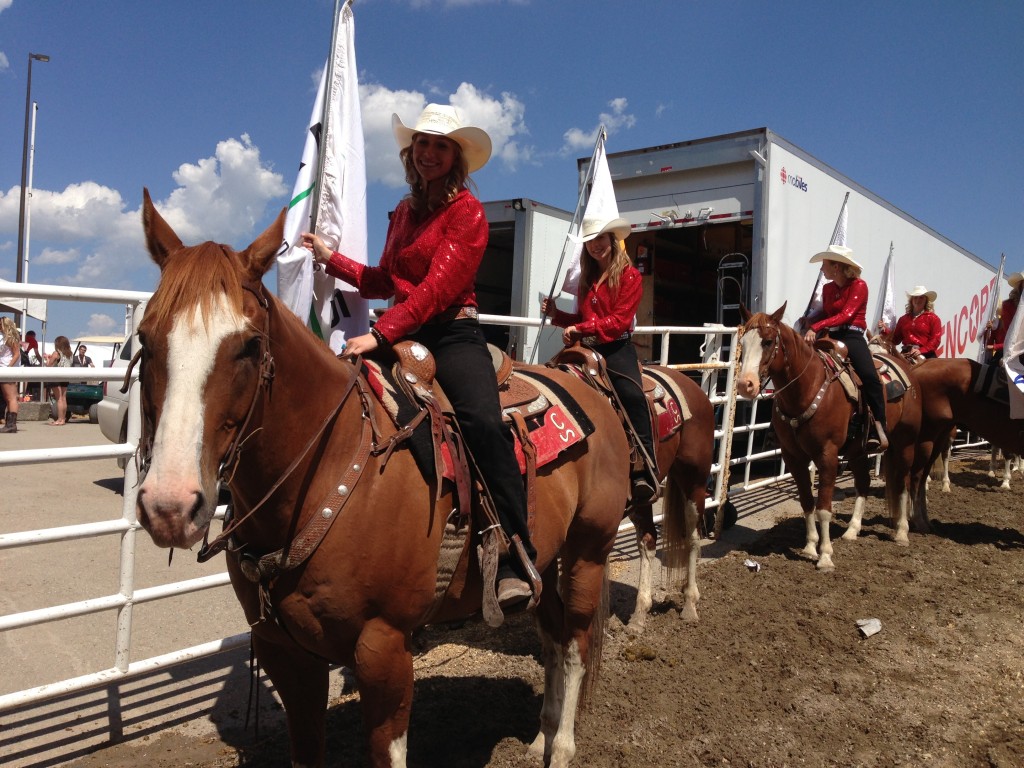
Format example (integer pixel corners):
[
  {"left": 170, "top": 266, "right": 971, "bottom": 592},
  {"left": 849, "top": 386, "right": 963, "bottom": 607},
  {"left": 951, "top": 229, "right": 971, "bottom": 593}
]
[
  {"left": 761, "top": 339, "right": 772, "bottom": 349},
  {"left": 239, "top": 336, "right": 261, "bottom": 360}
]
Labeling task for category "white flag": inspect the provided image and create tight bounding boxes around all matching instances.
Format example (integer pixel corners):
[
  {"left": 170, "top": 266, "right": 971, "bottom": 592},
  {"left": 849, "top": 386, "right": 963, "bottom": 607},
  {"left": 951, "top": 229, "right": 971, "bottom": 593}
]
[
  {"left": 977, "top": 254, "right": 1005, "bottom": 363},
  {"left": 561, "top": 133, "right": 618, "bottom": 297},
  {"left": 276, "top": 2, "right": 368, "bottom": 353},
  {"left": 799, "top": 194, "right": 848, "bottom": 330},
  {"left": 872, "top": 244, "right": 897, "bottom": 333},
  {"left": 1002, "top": 303, "right": 1024, "bottom": 418}
]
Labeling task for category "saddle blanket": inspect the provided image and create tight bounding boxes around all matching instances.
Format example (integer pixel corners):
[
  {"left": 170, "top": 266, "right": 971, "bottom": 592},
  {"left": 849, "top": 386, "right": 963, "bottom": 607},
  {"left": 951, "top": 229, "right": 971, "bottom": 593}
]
[
  {"left": 973, "top": 362, "right": 1010, "bottom": 406},
  {"left": 507, "top": 368, "right": 595, "bottom": 473},
  {"left": 642, "top": 367, "right": 691, "bottom": 441}
]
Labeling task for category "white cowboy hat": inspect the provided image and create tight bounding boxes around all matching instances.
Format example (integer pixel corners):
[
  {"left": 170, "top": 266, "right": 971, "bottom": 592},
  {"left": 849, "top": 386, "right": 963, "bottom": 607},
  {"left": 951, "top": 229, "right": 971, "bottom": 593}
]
[
  {"left": 391, "top": 103, "right": 492, "bottom": 173},
  {"left": 809, "top": 244, "right": 862, "bottom": 270},
  {"left": 569, "top": 216, "right": 632, "bottom": 244},
  {"left": 1007, "top": 271, "right": 1024, "bottom": 289},
  {"left": 906, "top": 285, "right": 937, "bottom": 301}
]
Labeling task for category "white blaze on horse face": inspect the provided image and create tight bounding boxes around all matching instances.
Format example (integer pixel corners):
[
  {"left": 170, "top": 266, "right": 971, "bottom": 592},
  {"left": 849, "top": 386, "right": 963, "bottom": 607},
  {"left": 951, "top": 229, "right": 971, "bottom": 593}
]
[
  {"left": 736, "top": 327, "right": 766, "bottom": 399},
  {"left": 139, "top": 295, "right": 246, "bottom": 546}
]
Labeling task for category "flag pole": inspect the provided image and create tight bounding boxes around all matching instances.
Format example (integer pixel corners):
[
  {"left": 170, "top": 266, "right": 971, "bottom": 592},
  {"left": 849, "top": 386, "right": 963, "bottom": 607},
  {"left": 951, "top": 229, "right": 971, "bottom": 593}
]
[
  {"left": 828, "top": 191, "right": 850, "bottom": 245},
  {"left": 309, "top": 0, "right": 345, "bottom": 234},
  {"left": 871, "top": 242, "right": 895, "bottom": 333},
  {"left": 802, "top": 190, "right": 851, "bottom": 320},
  {"left": 978, "top": 253, "right": 1006, "bottom": 362},
  {"left": 528, "top": 127, "right": 605, "bottom": 363},
  {"left": 544, "top": 126, "right": 606, "bottom": 303}
]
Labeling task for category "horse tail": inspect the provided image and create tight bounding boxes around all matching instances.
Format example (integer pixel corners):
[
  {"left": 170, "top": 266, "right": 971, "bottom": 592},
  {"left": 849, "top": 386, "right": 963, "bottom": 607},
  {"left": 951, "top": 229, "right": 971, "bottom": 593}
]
[
  {"left": 580, "top": 567, "right": 610, "bottom": 710},
  {"left": 660, "top": 471, "right": 687, "bottom": 589}
]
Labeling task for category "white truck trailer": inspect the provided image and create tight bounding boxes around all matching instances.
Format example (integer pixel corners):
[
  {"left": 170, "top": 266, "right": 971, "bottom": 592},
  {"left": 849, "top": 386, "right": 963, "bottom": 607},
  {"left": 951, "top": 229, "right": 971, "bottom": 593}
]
[{"left": 571, "top": 127, "right": 998, "bottom": 364}]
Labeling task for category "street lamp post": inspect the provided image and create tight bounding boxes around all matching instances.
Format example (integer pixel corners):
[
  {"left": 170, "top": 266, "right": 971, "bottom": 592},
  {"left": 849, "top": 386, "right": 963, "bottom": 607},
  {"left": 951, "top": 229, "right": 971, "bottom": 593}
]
[{"left": 16, "top": 52, "right": 50, "bottom": 292}]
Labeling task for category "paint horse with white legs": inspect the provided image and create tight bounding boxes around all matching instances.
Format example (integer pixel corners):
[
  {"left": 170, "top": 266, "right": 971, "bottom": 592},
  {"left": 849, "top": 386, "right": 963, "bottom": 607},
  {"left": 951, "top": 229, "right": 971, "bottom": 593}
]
[
  {"left": 132, "top": 190, "right": 633, "bottom": 768},
  {"left": 988, "top": 447, "right": 1021, "bottom": 489},
  {"left": 735, "top": 304, "right": 920, "bottom": 567}
]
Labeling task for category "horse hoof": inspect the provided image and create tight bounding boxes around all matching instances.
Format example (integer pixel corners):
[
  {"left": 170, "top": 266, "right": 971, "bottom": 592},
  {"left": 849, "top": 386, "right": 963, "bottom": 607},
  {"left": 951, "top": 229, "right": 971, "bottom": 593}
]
[
  {"left": 679, "top": 604, "right": 699, "bottom": 623},
  {"left": 894, "top": 538, "right": 910, "bottom": 547},
  {"left": 625, "top": 619, "right": 646, "bottom": 637},
  {"left": 816, "top": 557, "right": 835, "bottom": 572},
  {"left": 840, "top": 529, "right": 859, "bottom": 541}
]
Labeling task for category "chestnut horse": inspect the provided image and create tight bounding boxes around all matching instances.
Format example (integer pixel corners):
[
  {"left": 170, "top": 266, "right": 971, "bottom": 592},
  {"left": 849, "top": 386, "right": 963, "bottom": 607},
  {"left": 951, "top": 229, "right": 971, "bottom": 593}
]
[
  {"left": 625, "top": 367, "right": 714, "bottom": 630},
  {"left": 133, "top": 190, "right": 631, "bottom": 768},
  {"left": 895, "top": 357, "right": 1024, "bottom": 536},
  {"left": 735, "top": 304, "right": 920, "bottom": 567}
]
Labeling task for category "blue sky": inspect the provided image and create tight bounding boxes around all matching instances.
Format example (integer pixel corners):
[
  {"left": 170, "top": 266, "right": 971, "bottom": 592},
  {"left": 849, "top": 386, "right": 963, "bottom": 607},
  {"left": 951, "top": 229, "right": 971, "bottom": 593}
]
[{"left": 1, "top": 0, "right": 1022, "bottom": 341}]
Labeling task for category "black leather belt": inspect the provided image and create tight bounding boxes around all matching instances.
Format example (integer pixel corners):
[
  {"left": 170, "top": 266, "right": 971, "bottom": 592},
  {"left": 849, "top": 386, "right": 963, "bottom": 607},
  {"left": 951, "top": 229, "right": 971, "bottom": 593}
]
[
  {"left": 429, "top": 305, "right": 478, "bottom": 324},
  {"left": 582, "top": 331, "right": 631, "bottom": 346}
]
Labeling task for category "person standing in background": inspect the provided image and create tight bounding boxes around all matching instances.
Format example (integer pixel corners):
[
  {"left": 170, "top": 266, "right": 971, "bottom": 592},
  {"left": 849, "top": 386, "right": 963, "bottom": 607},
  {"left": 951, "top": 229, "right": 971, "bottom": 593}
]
[
  {"left": 72, "top": 344, "right": 95, "bottom": 368},
  {"left": 44, "top": 335, "right": 73, "bottom": 426},
  {"left": 1, "top": 317, "right": 22, "bottom": 433}
]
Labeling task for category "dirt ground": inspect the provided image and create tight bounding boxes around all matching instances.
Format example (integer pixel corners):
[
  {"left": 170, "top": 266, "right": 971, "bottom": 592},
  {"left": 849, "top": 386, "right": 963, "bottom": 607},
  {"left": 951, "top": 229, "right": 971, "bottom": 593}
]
[{"left": 64, "top": 452, "right": 1024, "bottom": 768}]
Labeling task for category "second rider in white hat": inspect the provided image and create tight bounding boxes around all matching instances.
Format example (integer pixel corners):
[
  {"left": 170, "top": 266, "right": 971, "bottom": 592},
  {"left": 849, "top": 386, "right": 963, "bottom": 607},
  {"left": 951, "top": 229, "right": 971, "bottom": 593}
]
[{"left": 541, "top": 217, "right": 660, "bottom": 504}]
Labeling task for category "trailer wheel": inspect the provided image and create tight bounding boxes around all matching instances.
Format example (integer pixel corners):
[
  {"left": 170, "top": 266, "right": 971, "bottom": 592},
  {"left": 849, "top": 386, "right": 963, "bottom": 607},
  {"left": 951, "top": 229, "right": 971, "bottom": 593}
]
[{"left": 88, "top": 403, "right": 99, "bottom": 424}]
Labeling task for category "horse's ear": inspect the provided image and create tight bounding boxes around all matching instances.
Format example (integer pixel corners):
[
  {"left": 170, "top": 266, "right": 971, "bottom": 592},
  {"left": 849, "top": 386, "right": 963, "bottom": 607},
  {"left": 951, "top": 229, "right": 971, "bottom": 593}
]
[
  {"left": 141, "top": 188, "right": 183, "bottom": 270},
  {"left": 739, "top": 303, "right": 752, "bottom": 322},
  {"left": 241, "top": 207, "right": 287, "bottom": 281},
  {"left": 771, "top": 301, "right": 788, "bottom": 323}
]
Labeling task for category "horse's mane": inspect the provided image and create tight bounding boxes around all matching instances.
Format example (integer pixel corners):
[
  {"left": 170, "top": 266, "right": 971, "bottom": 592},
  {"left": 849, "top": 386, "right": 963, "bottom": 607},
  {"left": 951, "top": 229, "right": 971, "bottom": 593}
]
[{"left": 144, "top": 242, "right": 247, "bottom": 332}]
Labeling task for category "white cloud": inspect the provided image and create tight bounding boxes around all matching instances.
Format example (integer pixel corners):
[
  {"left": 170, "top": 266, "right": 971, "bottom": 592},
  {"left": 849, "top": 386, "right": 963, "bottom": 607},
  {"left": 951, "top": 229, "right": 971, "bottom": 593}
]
[
  {"left": 33, "top": 246, "right": 80, "bottom": 266},
  {"left": 561, "top": 98, "right": 637, "bottom": 153},
  {"left": 163, "top": 134, "right": 287, "bottom": 242},
  {"left": 0, "top": 52, "right": 9, "bottom": 72},
  {"left": 0, "top": 134, "right": 289, "bottom": 290},
  {"left": 85, "top": 312, "right": 119, "bottom": 336},
  {"left": 360, "top": 83, "right": 427, "bottom": 188},
  {"left": 0, "top": 0, "right": 11, "bottom": 14}
]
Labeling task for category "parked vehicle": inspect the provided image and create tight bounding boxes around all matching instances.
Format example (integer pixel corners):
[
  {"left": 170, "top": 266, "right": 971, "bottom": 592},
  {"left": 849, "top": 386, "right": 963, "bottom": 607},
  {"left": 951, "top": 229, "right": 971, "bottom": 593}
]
[
  {"left": 594, "top": 127, "right": 996, "bottom": 361},
  {"left": 97, "top": 335, "right": 132, "bottom": 467},
  {"left": 61, "top": 383, "right": 104, "bottom": 423}
]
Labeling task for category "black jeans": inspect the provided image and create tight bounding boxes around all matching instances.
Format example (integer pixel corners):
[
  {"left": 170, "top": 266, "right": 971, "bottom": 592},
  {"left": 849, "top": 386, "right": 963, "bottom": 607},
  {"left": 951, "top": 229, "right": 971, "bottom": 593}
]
[
  {"left": 408, "top": 319, "right": 535, "bottom": 570},
  {"left": 592, "top": 338, "right": 656, "bottom": 471},
  {"left": 829, "top": 327, "right": 887, "bottom": 428}
]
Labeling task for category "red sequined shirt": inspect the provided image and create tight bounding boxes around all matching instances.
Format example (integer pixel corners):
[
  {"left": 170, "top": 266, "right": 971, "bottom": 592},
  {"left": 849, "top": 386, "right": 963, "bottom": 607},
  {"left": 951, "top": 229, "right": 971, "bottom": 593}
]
[
  {"left": 810, "top": 278, "right": 869, "bottom": 333},
  {"left": 323, "top": 190, "right": 487, "bottom": 343},
  {"left": 991, "top": 298, "right": 1018, "bottom": 351},
  {"left": 891, "top": 311, "right": 942, "bottom": 355},
  {"left": 550, "top": 266, "right": 642, "bottom": 343}
]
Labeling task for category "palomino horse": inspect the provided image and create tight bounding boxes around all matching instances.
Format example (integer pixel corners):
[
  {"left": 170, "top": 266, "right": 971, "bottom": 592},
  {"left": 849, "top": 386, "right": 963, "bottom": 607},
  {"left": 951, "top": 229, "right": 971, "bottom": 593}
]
[
  {"left": 735, "top": 304, "right": 920, "bottom": 567},
  {"left": 895, "top": 357, "right": 1024, "bottom": 536},
  {"left": 624, "top": 367, "right": 714, "bottom": 630},
  {"left": 133, "top": 190, "right": 631, "bottom": 768}
]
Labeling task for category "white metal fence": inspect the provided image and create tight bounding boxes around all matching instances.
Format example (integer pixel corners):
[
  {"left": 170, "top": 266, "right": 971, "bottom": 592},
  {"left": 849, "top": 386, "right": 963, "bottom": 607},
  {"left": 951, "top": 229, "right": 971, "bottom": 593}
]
[{"left": 0, "top": 282, "right": 794, "bottom": 715}]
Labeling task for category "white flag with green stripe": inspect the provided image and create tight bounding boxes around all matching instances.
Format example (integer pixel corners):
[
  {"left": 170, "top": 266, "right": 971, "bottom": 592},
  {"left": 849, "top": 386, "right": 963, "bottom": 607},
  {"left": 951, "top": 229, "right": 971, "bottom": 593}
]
[{"left": 277, "top": 1, "right": 367, "bottom": 352}]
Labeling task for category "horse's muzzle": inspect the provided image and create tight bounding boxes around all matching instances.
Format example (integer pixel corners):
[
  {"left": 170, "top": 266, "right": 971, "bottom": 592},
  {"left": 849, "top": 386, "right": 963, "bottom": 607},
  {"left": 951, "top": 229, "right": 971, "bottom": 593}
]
[{"left": 735, "top": 373, "right": 761, "bottom": 400}]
